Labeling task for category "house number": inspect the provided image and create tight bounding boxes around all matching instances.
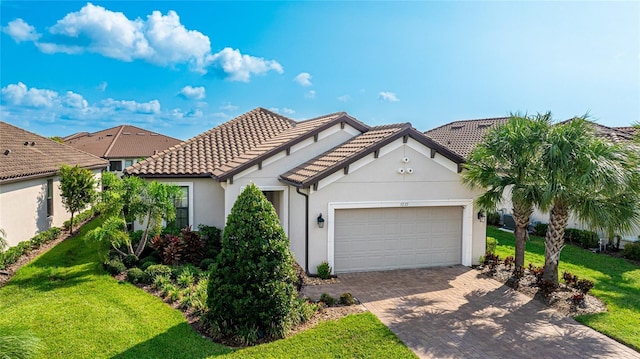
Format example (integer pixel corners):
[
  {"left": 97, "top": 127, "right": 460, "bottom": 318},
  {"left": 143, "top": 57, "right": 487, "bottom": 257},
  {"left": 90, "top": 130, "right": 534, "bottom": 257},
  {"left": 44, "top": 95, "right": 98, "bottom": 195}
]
[{"left": 400, "top": 202, "right": 409, "bottom": 207}]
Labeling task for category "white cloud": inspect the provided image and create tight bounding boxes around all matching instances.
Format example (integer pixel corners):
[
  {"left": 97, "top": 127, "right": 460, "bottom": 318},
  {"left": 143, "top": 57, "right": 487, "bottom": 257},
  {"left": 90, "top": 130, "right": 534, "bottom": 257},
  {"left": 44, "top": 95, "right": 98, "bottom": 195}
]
[
  {"left": 337, "top": 95, "right": 350, "bottom": 102},
  {"left": 6, "top": 3, "right": 279, "bottom": 81},
  {"left": 179, "top": 85, "right": 206, "bottom": 100},
  {"left": 97, "top": 81, "right": 108, "bottom": 91},
  {"left": 102, "top": 98, "right": 161, "bottom": 114},
  {"left": 205, "top": 47, "right": 283, "bottom": 82},
  {"left": 1, "top": 82, "right": 58, "bottom": 107},
  {"left": 378, "top": 91, "right": 399, "bottom": 102},
  {"left": 305, "top": 90, "right": 316, "bottom": 99},
  {"left": 62, "top": 91, "right": 88, "bottom": 109},
  {"left": 220, "top": 102, "right": 237, "bottom": 111},
  {"left": 294, "top": 72, "right": 312, "bottom": 87},
  {"left": 282, "top": 107, "right": 295, "bottom": 115},
  {"left": 2, "top": 18, "right": 40, "bottom": 43}
]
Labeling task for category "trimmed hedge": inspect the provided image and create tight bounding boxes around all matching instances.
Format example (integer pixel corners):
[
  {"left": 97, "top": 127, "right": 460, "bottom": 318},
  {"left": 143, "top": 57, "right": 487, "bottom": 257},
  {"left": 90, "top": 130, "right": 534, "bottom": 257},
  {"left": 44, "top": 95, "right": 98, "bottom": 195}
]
[
  {"left": 564, "top": 228, "right": 599, "bottom": 248},
  {"left": 0, "top": 227, "right": 62, "bottom": 269},
  {"left": 623, "top": 241, "right": 640, "bottom": 261}
]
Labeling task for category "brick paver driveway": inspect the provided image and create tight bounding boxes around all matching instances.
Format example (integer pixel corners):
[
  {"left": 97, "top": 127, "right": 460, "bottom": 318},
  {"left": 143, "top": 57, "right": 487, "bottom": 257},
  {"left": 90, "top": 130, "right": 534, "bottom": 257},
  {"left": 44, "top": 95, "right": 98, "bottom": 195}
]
[{"left": 302, "top": 266, "right": 640, "bottom": 359}]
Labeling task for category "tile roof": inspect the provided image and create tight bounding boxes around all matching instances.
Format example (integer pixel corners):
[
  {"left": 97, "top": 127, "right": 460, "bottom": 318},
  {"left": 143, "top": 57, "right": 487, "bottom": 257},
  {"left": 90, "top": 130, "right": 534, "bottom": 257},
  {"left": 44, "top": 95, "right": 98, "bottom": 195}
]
[
  {"left": 279, "top": 123, "right": 463, "bottom": 188},
  {"left": 126, "top": 108, "right": 298, "bottom": 177},
  {"left": 63, "top": 125, "right": 182, "bottom": 159},
  {"left": 424, "top": 117, "right": 509, "bottom": 159},
  {"left": 0, "top": 122, "right": 108, "bottom": 183},
  {"left": 591, "top": 123, "right": 635, "bottom": 143},
  {"left": 614, "top": 126, "right": 638, "bottom": 135}
]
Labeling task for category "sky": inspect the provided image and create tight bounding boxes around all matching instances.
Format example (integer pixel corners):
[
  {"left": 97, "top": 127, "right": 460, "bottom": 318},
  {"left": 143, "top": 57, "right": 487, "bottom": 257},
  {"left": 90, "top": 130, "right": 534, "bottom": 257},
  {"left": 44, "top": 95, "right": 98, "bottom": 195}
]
[{"left": 1, "top": 1, "right": 639, "bottom": 141}]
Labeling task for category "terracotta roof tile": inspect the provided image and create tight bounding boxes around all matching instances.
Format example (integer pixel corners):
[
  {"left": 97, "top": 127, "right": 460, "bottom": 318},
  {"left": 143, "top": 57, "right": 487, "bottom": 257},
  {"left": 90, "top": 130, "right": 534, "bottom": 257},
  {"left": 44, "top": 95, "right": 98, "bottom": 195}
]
[
  {"left": 64, "top": 125, "right": 181, "bottom": 159},
  {"left": 280, "top": 124, "right": 410, "bottom": 186},
  {"left": 126, "top": 108, "right": 297, "bottom": 177},
  {"left": 591, "top": 123, "right": 635, "bottom": 143},
  {"left": 1, "top": 122, "right": 108, "bottom": 183},
  {"left": 424, "top": 117, "right": 509, "bottom": 159}
]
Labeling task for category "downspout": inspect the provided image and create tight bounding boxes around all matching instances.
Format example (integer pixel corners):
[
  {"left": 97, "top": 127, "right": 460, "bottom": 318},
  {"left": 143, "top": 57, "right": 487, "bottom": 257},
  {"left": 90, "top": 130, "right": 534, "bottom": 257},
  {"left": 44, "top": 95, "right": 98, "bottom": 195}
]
[{"left": 296, "top": 187, "right": 310, "bottom": 274}]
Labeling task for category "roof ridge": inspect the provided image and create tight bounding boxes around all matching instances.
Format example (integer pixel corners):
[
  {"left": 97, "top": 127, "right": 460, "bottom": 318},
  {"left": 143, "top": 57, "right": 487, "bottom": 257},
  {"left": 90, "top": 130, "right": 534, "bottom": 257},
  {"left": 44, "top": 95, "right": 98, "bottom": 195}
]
[
  {"left": 103, "top": 125, "right": 124, "bottom": 157},
  {"left": 425, "top": 117, "right": 509, "bottom": 134},
  {"left": 297, "top": 111, "right": 347, "bottom": 124}
]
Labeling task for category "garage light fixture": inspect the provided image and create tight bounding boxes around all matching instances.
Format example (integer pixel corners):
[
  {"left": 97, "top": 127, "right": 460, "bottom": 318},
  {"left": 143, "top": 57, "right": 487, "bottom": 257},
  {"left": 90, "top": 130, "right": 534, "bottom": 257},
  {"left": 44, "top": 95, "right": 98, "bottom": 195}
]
[
  {"left": 477, "top": 211, "right": 485, "bottom": 222},
  {"left": 317, "top": 213, "right": 325, "bottom": 228}
]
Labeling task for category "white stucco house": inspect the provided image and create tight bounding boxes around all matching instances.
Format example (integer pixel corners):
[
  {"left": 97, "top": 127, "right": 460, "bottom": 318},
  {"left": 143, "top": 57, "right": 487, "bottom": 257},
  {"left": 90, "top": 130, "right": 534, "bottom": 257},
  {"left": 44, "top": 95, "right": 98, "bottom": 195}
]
[
  {"left": 125, "top": 108, "right": 487, "bottom": 274},
  {"left": 0, "top": 122, "right": 108, "bottom": 248}
]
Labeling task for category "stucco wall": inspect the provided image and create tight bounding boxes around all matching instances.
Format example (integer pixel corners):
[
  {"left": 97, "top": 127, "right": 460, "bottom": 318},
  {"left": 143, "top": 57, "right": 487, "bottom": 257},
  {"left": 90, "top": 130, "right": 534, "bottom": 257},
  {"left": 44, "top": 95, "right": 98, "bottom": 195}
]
[
  {"left": 299, "top": 138, "right": 486, "bottom": 273},
  {"left": 0, "top": 169, "right": 102, "bottom": 247}
]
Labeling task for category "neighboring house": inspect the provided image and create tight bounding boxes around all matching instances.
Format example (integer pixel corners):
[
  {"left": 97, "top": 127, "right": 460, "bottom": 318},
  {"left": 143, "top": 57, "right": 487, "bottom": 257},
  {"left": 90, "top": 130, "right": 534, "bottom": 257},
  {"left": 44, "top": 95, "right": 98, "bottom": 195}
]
[
  {"left": 425, "top": 118, "right": 640, "bottom": 245},
  {"left": 63, "top": 125, "right": 182, "bottom": 175},
  {"left": 126, "top": 108, "right": 488, "bottom": 274},
  {"left": 0, "top": 122, "right": 108, "bottom": 248}
]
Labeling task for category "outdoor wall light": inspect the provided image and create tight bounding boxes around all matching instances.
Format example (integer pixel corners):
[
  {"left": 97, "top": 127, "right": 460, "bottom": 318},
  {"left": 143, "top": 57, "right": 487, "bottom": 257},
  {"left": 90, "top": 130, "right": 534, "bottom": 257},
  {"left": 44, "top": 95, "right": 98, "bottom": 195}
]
[
  {"left": 317, "top": 213, "right": 325, "bottom": 228},
  {"left": 477, "top": 211, "right": 486, "bottom": 222}
]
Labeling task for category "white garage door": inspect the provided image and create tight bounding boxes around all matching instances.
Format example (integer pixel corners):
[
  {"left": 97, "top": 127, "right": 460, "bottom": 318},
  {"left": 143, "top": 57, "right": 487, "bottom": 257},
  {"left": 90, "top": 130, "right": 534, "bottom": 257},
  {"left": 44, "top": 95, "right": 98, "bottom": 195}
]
[{"left": 334, "top": 206, "right": 462, "bottom": 273}]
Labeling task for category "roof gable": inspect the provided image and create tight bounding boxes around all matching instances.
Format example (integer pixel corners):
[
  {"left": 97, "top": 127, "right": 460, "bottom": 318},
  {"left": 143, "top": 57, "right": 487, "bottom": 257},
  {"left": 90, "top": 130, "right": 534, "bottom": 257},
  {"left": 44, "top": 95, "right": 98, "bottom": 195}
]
[
  {"left": 1, "top": 122, "right": 108, "bottom": 183},
  {"left": 279, "top": 124, "right": 463, "bottom": 188},
  {"left": 64, "top": 124, "right": 182, "bottom": 158}
]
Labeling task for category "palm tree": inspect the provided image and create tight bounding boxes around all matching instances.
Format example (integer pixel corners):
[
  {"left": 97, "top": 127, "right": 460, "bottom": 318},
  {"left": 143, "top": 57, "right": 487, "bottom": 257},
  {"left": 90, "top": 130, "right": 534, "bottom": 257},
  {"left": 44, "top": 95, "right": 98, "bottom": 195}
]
[
  {"left": 540, "top": 117, "right": 640, "bottom": 284},
  {"left": 463, "top": 113, "right": 550, "bottom": 270}
]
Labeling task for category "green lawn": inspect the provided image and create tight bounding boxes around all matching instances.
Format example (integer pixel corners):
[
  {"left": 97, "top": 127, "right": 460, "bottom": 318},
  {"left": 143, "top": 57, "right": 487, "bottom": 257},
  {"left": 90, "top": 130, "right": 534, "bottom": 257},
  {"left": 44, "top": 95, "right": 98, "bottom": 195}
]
[
  {"left": 0, "top": 219, "right": 416, "bottom": 359},
  {"left": 488, "top": 226, "right": 640, "bottom": 350}
]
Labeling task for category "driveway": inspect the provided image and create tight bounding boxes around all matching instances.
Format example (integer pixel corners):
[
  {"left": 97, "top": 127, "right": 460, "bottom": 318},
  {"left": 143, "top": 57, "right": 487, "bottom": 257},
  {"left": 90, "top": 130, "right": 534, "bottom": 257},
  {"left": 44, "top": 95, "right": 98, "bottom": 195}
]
[{"left": 301, "top": 266, "right": 640, "bottom": 359}]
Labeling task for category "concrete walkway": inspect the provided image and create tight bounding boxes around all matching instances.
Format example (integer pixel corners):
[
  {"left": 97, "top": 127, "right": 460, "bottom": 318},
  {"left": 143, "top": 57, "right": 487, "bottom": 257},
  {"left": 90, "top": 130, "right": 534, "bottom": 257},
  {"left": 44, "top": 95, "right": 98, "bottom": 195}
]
[{"left": 301, "top": 266, "right": 640, "bottom": 359}]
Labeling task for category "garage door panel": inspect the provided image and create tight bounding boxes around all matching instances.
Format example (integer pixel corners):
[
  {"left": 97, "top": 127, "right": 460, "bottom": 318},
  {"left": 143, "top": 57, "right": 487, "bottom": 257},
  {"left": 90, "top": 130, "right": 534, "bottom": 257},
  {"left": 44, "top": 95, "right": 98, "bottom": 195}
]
[{"left": 334, "top": 206, "right": 462, "bottom": 273}]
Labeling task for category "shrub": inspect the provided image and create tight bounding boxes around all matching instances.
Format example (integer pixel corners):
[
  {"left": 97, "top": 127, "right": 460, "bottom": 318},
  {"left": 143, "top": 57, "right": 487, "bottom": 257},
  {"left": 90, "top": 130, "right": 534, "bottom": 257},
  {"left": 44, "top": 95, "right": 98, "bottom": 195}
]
[
  {"left": 126, "top": 267, "right": 147, "bottom": 284},
  {"left": 316, "top": 261, "right": 332, "bottom": 279},
  {"left": 122, "top": 254, "right": 139, "bottom": 268},
  {"left": 144, "top": 264, "right": 172, "bottom": 281},
  {"left": 63, "top": 207, "right": 95, "bottom": 231},
  {"left": 319, "top": 293, "right": 336, "bottom": 306},
  {"left": 539, "top": 280, "right": 558, "bottom": 297},
  {"left": 291, "top": 298, "right": 318, "bottom": 326},
  {"left": 534, "top": 223, "right": 548, "bottom": 237},
  {"left": 152, "top": 274, "right": 171, "bottom": 289},
  {"left": 564, "top": 228, "right": 598, "bottom": 248},
  {"left": 622, "top": 241, "right": 640, "bottom": 261},
  {"left": 528, "top": 263, "right": 544, "bottom": 285},
  {"left": 562, "top": 271, "right": 578, "bottom": 286},
  {"left": 140, "top": 260, "right": 155, "bottom": 271},
  {"left": 486, "top": 237, "right": 497, "bottom": 254},
  {"left": 181, "top": 226, "right": 205, "bottom": 265},
  {"left": 199, "top": 258, "right": 215, "bottom": 271},
  {"left": 104, "top": 259, "right": 126, "bottom": 275},
  {"left": 339, "top": 292, "right": 355, "bottom": 306},
  {"left": 575, "top": 279, "right": 594, "bottom": 294},
  {"left": 206, "top": 183, "right": 299, "bottom": 343},
  {"left": 503, "top": 256, "right": 515, "bottom": 269},
  {"left": 198, "top": 224, "right": 222, "bottom": 259},
  {"left": 176, "top": 268, "right": 195, "bottom": 288},
  {"left": 486, "top": 211, "right": 500, "bottom": 226}
]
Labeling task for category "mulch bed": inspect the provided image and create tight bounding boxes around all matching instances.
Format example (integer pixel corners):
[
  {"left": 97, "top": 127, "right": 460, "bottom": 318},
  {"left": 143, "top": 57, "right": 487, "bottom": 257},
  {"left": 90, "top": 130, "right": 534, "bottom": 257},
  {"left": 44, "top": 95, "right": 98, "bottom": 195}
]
[{"left": 476, "top": 263, "right": 607, "bottom": 317}]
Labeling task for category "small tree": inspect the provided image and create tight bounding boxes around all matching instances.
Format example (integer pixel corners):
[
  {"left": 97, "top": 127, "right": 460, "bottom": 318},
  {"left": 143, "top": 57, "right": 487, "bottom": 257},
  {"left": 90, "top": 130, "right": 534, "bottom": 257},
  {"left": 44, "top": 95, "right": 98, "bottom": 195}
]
[
  {"left": 89, "top": 174, "right": 182, "bottom": 257},
  {"left": 206, "top": 183, "right": 298, "bottom": 344},
  {"left": 59, "top": 164, "right": 97, "bottom": 234}
]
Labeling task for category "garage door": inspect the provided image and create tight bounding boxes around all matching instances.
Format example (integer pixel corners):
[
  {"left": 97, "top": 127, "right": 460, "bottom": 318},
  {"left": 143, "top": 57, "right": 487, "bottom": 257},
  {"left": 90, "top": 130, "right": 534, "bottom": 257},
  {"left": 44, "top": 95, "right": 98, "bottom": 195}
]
[{"left": 334, "top": 206, "right": 462, "bottom": 273}]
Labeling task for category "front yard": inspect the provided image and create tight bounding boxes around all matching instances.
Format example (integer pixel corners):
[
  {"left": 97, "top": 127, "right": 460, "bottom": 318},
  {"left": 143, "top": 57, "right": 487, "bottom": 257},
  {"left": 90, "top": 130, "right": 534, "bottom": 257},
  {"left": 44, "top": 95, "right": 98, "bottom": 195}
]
[
  {"left": 0, "top": 219, "right": 416, "bottom": 358},
  {"left": 488, "top": 227, "right": 640, "bottom": 350}
]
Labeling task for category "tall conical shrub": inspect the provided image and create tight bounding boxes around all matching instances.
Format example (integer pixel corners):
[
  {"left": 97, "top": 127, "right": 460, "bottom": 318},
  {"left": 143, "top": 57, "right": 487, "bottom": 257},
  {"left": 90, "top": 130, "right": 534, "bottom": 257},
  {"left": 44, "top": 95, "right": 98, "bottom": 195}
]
[{"left": 206, "top": 183, "right": 298, "bottom": 343}]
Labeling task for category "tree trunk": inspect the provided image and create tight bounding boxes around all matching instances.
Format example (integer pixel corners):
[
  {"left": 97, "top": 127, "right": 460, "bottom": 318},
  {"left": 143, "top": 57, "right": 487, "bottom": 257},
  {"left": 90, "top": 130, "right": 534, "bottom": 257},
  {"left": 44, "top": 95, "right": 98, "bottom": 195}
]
[
  {"left": 543, "top": 202, "right": 569, "bottom": 284},
  {"left": 121, "top": 211, "right": 134, "bottom": 255},
  {"left": 512, "top": 203, "right": 533, "bottom": 269},
  {"left": 135, "top": 209, "right": 153, "bottom": 257},
  {"left": 69, "top": 211, "right": 75, "bottom": 234}
]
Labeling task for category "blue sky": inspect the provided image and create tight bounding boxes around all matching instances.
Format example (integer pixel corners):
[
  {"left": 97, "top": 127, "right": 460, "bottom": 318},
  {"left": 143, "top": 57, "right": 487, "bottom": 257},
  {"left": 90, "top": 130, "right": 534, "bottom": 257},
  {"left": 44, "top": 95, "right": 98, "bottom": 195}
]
[{"left": 1, "top": 1, "right": 638, "bottom": 140}]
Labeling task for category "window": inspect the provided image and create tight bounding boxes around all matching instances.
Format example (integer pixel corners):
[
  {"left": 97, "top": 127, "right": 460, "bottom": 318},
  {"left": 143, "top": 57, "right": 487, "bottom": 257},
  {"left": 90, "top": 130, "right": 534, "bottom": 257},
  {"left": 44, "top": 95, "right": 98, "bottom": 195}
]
[
  {"left": 46, "top": 179, "right": 54, "bottom": 217},
  {"left": 109, "top": 160, "right": 122, "bottom": 171},
  {"left": 124, "top": 159, "right": 133, "bottom": 168},
  {"left": 171, "top": 186, "right": 190, "bottom": 230}
]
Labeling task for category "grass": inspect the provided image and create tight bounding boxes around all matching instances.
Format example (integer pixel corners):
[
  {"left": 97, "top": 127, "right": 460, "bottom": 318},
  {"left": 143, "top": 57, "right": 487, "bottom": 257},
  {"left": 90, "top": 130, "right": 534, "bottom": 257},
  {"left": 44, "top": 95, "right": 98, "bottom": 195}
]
[
  {"left": 0, "top": 218, "right": 416, "bottom": 359},
  {"left": 488, "top": 226, "right": 640, "bottom": 350}
]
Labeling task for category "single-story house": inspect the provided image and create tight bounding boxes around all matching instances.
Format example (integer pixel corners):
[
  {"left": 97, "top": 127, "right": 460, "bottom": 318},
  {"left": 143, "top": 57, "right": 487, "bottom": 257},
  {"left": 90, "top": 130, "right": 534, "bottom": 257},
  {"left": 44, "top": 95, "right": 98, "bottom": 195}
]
[
  {"left": 425, "top": 118, "right": 640, "bottom": 245},
  {"left": 63, "top": 125, "right": 182, "bottom": 175},
  {"left": 125, "top": 108, "right": 487, "bottom": 274},
  {"left": 0, "top": 122, "right": 108, "bottom": 247}
]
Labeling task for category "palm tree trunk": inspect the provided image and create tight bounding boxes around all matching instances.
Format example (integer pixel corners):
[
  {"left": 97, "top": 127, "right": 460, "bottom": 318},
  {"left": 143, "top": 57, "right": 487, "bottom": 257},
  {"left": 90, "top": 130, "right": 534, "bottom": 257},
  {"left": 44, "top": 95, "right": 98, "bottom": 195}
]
[
  {"left": 512, "top": 203, "right": 533, "bottom": 269},
  {"left": 543, "top": 202, "right": 569, "bottom": 284}
]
